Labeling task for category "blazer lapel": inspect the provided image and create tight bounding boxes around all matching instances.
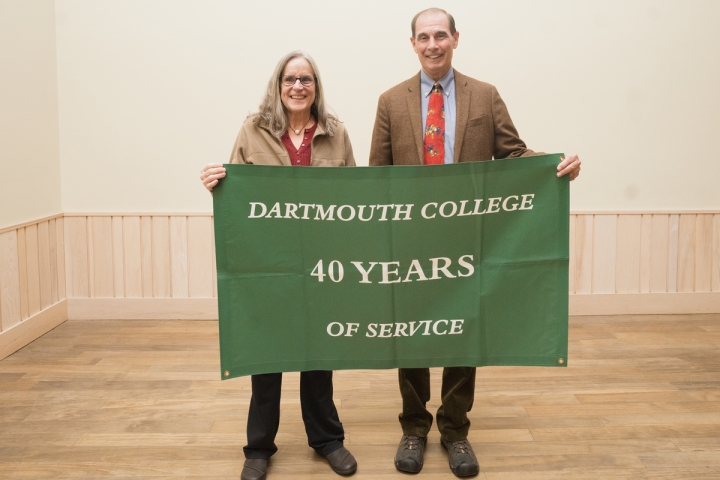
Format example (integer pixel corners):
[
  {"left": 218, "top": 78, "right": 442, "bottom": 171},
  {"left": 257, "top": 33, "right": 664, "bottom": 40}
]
[
  {"left": 453, "top": 70, "right": 470, "bottom": 163},
  {"left": 404, "top": 74, "right": 424, "bottom": 164}
]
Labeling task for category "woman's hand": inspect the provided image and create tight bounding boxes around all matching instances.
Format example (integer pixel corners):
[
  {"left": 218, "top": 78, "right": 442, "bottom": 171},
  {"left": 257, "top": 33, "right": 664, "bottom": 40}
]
[{"left": 200, "top": 163, "right": 226, "bottom": 192}]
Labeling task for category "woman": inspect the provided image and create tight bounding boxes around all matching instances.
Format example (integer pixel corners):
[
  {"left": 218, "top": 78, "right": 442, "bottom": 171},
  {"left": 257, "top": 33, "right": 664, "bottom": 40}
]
[{"left": 200, "top": 51, "right": 356, "bottom": 480}]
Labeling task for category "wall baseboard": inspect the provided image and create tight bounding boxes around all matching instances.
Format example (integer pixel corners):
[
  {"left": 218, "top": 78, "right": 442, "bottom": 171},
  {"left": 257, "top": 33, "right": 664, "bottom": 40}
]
[
  {"left": 0, "top": 300, "right": 67, "bottom": 361},
  {"left": 570, "top": 292, "right": 720, "bottom": 316},
  {"left": 67, "top": 297, "right": 218, "bottom": 320}
]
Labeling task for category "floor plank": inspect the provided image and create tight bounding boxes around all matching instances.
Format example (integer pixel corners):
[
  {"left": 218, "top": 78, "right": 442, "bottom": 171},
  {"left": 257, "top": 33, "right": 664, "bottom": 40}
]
[{"left": 1, "top": 315, "right": 720, "bottom": 478}]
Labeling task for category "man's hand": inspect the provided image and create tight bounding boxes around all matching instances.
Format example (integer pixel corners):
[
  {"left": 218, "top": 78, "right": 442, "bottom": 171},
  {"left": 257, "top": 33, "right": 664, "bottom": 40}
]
[
  {"left": 557, "top": 154, "right": 581, "bottom": 181},
  {"left": 200, "top": 163, "right": 226, "bottom": 192}
]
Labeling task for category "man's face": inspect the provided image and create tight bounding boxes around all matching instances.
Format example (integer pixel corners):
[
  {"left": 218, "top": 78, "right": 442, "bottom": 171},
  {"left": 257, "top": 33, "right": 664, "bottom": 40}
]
[{"left": 411, "top": 12, "right": 459, "bottom": 80}]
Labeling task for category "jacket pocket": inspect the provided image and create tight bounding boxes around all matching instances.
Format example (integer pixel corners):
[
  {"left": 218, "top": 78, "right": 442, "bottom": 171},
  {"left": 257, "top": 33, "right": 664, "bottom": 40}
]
[
  {"left": 311, "top": 158, "right": 346, "bottom": 167},
  {"left": 467, "top": 115, "right": 488, "bottom": 127}
]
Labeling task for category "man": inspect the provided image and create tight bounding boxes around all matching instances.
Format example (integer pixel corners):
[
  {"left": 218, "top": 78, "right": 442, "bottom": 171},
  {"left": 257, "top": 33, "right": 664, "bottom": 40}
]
[{"left": 369, "top": 7, "right": 581, "bottom": 478}]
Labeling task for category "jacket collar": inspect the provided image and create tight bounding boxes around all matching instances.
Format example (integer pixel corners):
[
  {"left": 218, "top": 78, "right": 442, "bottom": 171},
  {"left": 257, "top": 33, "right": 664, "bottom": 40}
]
[
  {"left": 453, "top": 70, "right": 470, "bottom": 164},
  {"left": 404, "top": 73, "right": 424, "bottom": 163},
  {"left": 255, "top": 113, "right": 328, "bottom": 137},
  {"left": 252, "top": 113, "right": 328, "bottom": 166}
]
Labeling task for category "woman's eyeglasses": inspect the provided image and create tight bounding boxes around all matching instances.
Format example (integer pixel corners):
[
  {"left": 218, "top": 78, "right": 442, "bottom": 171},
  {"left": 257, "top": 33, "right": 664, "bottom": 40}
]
[{"left": 280, "top": 75, "right": 315, "bottom": 87}]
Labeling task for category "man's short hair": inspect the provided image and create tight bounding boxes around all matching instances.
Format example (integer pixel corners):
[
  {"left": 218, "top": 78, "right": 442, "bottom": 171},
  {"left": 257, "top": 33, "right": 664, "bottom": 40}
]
[{"left": 411, "top": 8, "right": 456, "bottom": 38}]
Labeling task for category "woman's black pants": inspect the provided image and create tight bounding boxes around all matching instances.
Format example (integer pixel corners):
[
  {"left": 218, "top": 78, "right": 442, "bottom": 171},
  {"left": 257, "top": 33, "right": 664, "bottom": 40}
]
[{"left": 243, "top": 370, "right": 345, "bottom": 459}]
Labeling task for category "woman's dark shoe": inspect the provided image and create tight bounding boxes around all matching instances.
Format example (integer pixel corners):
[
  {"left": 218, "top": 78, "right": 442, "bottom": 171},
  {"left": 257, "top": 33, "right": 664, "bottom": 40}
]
[
  {"left": 322, "top": 446, "right": 357, "bottom": 475},
  {"left": 240, "top": 458, "right": 268, "bottom": 480}
]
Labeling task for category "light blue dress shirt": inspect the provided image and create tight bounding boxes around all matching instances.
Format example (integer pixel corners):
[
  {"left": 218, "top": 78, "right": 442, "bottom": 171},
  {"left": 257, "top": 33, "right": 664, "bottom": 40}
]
[{"left": 421, "top": 69, "right": 456, "bottom": 164}]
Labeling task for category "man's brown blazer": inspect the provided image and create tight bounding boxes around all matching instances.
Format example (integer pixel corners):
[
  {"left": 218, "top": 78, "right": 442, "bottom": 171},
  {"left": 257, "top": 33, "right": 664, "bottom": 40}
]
[{"left": 369, "top": 69, "right": 535, "bottom": 165}]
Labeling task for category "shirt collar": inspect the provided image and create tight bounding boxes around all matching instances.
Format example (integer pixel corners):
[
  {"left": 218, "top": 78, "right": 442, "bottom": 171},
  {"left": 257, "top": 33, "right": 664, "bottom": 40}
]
[{"left": 421, "top": 68, "right": 455, "bottom": 98}]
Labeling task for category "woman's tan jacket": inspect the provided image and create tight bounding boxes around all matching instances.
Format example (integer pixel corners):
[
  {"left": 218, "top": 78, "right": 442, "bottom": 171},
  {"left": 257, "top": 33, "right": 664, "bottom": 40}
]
[{"left": 229, "top": 115, "right": 355, "bottom": 167}]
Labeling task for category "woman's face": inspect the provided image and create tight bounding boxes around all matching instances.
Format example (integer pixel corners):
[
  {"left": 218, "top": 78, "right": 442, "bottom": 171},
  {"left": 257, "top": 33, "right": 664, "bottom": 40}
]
[{"left": 280, "top": 57, "right": 316, "bottom": 118}]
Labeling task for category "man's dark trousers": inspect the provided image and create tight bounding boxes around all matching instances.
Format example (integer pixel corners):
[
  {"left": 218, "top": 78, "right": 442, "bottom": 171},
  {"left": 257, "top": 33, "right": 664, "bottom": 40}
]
[{"left": 398, "top": 367, "right": 476, "bottom": 441}]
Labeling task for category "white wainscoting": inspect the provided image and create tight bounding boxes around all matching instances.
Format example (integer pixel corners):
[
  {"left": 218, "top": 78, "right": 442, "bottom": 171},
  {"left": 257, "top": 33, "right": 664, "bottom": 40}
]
[{"left": 1, "top": 212, "right": 719, "bottom": 360}]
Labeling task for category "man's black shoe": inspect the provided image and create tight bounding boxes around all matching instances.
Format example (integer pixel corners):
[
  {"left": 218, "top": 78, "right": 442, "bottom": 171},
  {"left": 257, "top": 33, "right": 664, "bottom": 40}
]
[
  {"left": 394, "top": 434, "right": 427, "bottom": 473},
  {"left": 441, "top": 438, "right": 479, "bottom": 477}
]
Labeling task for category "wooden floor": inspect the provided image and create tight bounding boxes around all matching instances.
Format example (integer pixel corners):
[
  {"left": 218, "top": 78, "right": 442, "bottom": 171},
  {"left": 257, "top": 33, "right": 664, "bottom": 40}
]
[{"left": 1, "top": 315, "right": 720, "bottom": 479}]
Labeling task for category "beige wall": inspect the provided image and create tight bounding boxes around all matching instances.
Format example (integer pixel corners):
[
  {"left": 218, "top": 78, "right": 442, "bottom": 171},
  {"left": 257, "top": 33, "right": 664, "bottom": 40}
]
[
  {"left": 2, "top": 1, "right": 718, "bottom": 219},
  {"left": 0, "top": 0, "right": 62, "bottom": 230},
  {"left": 53, "top": 0, "right": 720, "bottom": 214}
]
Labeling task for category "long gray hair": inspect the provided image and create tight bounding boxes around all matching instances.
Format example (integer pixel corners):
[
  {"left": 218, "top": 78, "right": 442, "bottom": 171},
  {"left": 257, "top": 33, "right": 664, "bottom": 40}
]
[{"left": 254, "top": 50, "right": 337, "bottom": 138}]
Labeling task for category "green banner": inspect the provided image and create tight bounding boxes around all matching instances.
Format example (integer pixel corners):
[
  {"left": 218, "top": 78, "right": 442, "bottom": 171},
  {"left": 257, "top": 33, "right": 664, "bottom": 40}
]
[{"left": 213, "top": 154, "right": 569, "bottom": 379}]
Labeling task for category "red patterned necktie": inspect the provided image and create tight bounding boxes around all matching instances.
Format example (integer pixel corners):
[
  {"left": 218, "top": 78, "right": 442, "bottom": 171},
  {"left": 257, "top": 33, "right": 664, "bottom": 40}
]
[{"left": 424, "top": 82, "right": 445, "bottom": 165}]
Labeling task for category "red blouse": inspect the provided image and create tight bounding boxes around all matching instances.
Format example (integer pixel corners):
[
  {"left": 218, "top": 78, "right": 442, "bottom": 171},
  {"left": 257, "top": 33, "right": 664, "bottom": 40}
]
[{"left": 280, "top": 122, "right": 318, "bottom": 166}]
